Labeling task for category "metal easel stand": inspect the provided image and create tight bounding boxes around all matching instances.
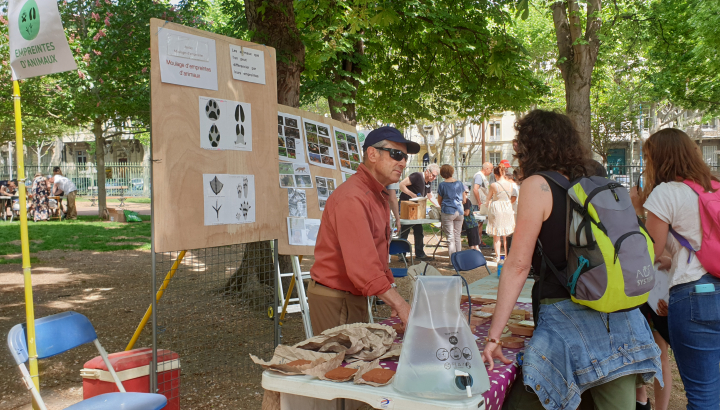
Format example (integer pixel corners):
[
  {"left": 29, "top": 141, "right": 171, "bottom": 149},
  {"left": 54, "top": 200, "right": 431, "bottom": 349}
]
[{"left": 275, "top": 254, "right": 313, "bottom": 339}]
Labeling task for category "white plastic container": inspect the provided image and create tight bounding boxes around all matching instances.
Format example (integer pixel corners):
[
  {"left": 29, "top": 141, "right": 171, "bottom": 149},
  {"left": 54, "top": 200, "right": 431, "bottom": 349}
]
[{"left": 393, "top": 276, "right": 490, "bottom": 399}]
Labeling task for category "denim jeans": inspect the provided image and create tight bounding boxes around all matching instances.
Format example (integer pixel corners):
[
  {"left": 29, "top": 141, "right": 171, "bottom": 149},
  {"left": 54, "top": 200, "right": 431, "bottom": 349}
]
[
  {"left": 668, "top": 274, "right": 720, "bottom": 410},
  {"left": 521, "top": 300, "right": 661, "bottom": 410}
]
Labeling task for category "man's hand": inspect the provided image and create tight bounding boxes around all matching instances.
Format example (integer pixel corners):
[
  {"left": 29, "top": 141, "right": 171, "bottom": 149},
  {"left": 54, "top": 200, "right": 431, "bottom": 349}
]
[
  {"left": 395, "top": 219, "right": 401, "bottom": 234},
  {"left": 378, "top": 287, "right": 412, "bottom": 328}
]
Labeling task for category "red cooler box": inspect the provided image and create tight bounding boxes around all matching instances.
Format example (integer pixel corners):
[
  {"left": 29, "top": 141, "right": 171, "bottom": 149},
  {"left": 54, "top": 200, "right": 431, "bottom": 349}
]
[{"left": 81, "top": 348, "right": 180, "bottom": 410}]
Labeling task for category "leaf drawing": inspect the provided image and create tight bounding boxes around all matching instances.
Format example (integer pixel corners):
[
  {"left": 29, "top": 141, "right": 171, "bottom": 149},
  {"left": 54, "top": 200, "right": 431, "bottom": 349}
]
[
  {"left": 242, "top": 177, "right": 249, "bottom": 198},
  {"left": 212, "top": 200, "right": 221, "bottom": 219},
  {"left": 210, "top": 176, "right": 223, "bottom": 195}
]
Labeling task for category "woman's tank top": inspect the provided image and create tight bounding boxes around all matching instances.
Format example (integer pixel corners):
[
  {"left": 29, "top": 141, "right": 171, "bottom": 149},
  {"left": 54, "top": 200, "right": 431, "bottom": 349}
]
[{"left": 531, "top": 175, "right": 571, "bottom": 299}]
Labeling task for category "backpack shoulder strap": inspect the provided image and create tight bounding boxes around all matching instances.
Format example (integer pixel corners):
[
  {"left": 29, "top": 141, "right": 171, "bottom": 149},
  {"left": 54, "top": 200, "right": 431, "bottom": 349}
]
[{"left": 536, "top": 171, "right": 573, "bottom": 191}]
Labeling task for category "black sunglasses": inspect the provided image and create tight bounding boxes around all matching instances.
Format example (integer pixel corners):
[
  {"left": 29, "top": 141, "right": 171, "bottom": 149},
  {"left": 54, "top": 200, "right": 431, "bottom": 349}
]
[{"left": 374, "top": 147, "right": 408, "bottom": 162}]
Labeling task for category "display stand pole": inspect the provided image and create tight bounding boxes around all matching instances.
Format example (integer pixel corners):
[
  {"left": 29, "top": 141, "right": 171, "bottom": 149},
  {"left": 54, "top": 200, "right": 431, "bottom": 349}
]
[
  {"left": 291, "top": 255, "right": 313, "bottom": 338},
  {"left": 13, "top": 81, "right": 40, "bottom": 408},
  {"left": 275, "top": 255, "right": 313, "bottom": 338}
]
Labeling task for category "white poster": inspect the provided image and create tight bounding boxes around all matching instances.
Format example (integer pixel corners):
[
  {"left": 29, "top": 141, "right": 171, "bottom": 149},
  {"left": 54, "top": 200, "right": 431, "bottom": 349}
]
[
  {"left": 333, "top": 127, "right": 361, "bottom": 174},
  {"left": 158, "top": 28, "right": 218, "bottom": 90},
  {"left": 203, "top": 174, "right": 255, "bottom": 226},
  {"left": 278, "top": 112, "right": 305, "bottom": 163},
  {"left": 314, "top": 176, "right": 336, "bottom": 211},
  {"left": 229, "top": 44, "right": 266, "bottom": 85},
  {"left": 199, "top": 96, "right": 252, "bottom": 151},
  {"left": 288, "top": 188, "right": 307, "bottom": 218},
  {"left": 287, "top": 217, "right": 320, "bottom": 246},
  {"left": 303, "top": 118, "right": 337, "bottom": 170},
  {"left": 8, "top": 0, "right": 77, "bottom": 80},
  {"left": 279, "top": 162, "right": 313, "bottom": 189}
]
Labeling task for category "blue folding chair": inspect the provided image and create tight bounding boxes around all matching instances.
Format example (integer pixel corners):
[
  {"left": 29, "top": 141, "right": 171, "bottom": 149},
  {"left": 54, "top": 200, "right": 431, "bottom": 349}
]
[
  {"left": 7, "top": 311, "right": 167, "bottom": 410},
  {"left": 451, "top": 250, "right": 492, "bottom": 324},
  {"left": 450, "top": 249, "right": 492, "bottom": 276},
  {"left": 388, "top": 238, "right": 413, "bottom": 278}
]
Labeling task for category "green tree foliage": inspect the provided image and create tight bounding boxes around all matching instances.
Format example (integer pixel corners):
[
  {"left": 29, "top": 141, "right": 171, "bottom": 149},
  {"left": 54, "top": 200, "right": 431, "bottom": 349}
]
[
  {"left": 295, "top": 0, "right": 547, "bottom": 127},
  {"left": 647, "top": 0, "right": 720, "bottom": 115}
]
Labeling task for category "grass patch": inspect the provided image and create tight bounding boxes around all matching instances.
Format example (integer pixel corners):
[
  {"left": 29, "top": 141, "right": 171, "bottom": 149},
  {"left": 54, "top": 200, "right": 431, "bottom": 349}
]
[
  {"left": 0, "top": 215, "right": 151, "bottom": 255},
  {"left": 0, "top": 257, "right": 40, "bottom": 264}
]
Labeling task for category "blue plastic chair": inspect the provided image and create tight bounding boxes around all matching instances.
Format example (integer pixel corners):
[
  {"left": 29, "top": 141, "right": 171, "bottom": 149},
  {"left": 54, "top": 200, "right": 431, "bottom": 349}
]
[
  {"left": 7, "top": 311, "right": 167, "bottom": 410},
  {"left": 450, "top": 249, "right": 492, "bottom": 276},
  {"left": 388, "top": 239, "right": 413, "bottom": 278}
]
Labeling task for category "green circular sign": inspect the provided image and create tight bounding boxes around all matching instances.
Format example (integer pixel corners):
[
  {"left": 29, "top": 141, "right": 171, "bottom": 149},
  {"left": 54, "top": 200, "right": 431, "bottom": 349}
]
[{"left": 18, "top": 0, "right": 40, "bottom": 41}]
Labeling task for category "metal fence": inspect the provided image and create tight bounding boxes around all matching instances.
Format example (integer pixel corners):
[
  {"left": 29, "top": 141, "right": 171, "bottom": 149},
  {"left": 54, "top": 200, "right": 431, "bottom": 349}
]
[
  {"left": 152, "top": 242, "right": 279, "bottom": 409},
  {"left": 403, "top": 164, "right": 720, "bottom": 194},
  {"left": 0, "top": 162, "right": 150, "bottom": 197}
]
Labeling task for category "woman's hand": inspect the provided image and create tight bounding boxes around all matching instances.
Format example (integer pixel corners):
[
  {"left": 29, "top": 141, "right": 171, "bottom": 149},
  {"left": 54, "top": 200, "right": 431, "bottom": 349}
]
[
  {"left": 482, "top": 342, "right": 512, "bottom": 371},
  {"left": 657, "top": 255, "right": 671, "bottom": 271},
  {"left": 657, "top": 299, "right": 668, "bottom": 317}
]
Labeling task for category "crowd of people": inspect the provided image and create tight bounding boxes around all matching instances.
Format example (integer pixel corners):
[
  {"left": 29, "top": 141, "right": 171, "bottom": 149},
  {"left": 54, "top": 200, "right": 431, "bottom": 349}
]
[
  {"left": 0, "top": 166, "right": 78, "bottom": 222},
  {"left": 306, "top": 111, "right": 719, "bottom": 410}
]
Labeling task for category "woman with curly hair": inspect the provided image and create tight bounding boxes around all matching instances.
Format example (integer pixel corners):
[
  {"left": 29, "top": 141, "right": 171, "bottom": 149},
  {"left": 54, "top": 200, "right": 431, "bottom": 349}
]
[
  {"left": 482, "top": 110, "right": 661, "bottom": 410},
  {"left": 631, "top": 128, "right": 720, "bottom": 409}
]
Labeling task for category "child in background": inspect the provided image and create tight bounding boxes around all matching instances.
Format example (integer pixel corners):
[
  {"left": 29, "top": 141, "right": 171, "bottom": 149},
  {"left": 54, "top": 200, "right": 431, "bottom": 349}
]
[{"left": 463, "top": 188, "right": 481, "bottom": 251}]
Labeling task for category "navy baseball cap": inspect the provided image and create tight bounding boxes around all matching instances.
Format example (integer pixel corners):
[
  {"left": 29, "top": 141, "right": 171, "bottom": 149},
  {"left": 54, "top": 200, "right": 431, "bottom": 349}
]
[{"left": 362, "top": 126, "right": 421, "bottom": 154}]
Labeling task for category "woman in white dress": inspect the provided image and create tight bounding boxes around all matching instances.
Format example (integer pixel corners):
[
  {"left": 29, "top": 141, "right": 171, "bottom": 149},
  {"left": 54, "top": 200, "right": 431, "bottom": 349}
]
[{"left": 486, "top": 165, "right": 517, "bottom": 260}]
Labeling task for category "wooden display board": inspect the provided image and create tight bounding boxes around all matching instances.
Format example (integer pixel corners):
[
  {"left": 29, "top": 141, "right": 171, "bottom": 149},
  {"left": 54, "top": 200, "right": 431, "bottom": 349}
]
[
  {"left": 150, "top": 19, "right": 283, "bottom": 252},
  {"left": 278, "top": 105, "right": 356, "bottom": 256}
]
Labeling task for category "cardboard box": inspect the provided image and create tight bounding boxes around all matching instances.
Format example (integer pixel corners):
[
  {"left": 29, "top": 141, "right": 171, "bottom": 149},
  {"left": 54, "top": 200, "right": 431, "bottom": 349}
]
[{"left": 107, "top": 207, "right": 126, "bottom": 223}]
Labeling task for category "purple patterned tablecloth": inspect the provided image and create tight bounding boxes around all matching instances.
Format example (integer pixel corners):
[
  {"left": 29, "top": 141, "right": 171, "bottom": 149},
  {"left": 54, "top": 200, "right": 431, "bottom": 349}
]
[{"left": 378, "top": 301, "right": 532, "bottom": 410}]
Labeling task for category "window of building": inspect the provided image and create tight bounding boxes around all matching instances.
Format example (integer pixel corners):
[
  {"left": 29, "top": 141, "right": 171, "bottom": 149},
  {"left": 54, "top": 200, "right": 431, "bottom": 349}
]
[
  {"left": 76, "top": 150, "right": 87, "bottom": 164},
  {"left": 489, "top": 152, "right": 501, "bottom": 165},
  {"left": 489, "top": 122, "right": 501, "bottom": 141},
  {"left": 642, "top": 107, "right": 651, "bottom": 130},
  {"left": 702, "top": 145, "right": 717, "bottom": 166}
]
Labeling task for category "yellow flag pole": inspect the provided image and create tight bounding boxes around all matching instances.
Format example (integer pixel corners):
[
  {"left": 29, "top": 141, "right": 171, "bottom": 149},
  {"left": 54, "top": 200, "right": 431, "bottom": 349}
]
[{"left": 13, "top": 80, "right": 40, "bottom": 401}]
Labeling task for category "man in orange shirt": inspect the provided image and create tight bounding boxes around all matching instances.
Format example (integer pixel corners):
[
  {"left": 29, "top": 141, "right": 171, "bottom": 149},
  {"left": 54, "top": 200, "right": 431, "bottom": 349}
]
[{"left": 308, "top": 127, "right": 420, "bottom": 334}]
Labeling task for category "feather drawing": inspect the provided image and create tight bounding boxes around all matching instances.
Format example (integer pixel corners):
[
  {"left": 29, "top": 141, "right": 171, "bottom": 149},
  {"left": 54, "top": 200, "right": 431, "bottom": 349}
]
[
  {"left": 212, "top": 200, "right": 221, "bottom": 219},
  {"left": 236, "top": 183, "right": 243, "bottom": 199},
  {"left": 242, "top": 177, "right": 249, "bottom": 198},
  {"left": 210, "top": 176, "right": 223, "bottom": 195}
]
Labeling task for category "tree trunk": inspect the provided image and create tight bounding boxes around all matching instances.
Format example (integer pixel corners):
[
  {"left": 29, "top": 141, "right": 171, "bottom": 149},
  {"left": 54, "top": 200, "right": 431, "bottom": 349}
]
[
  {"left": 50, "top": 137, "right": 62, "bottom": 165},
  {"left": 551, "top": 0, "right": 601, "bottom": 147},
  {"left": 225, "top": 0, "right": 304, "bottom": 299},
  {"left": 245, "top": 0, "right": 305, "bottom": 108},
  {"left": 93, "top": 118, "right": 108, "bottom": 219},
  {"left": 328, "top": 40, "right": 364, "bottom": 126}
]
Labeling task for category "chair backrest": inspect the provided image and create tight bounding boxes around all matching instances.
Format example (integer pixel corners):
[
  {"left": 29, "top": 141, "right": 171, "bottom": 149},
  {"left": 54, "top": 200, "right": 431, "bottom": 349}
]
[
  {"left": 7, "top": 311, "right": 97, "bottom": 365},
  {"left": 389, "top": 239, "right": 412, "bottom": 256},
  {"left": 451, "top": 249, "right": 488, "bottom": 273}
]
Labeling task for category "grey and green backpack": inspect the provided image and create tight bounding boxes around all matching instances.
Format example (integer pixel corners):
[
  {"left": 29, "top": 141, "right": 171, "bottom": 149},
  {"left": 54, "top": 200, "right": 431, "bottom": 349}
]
[{"left": 535, "top": 171, "right": 656, "bottom": 313}]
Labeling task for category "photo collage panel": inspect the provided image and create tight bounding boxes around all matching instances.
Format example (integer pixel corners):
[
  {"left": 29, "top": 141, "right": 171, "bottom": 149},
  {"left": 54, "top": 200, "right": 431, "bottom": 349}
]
[
  {"left": 277, "top": 112, "right": 305, "bottom": 162},
  {"left": 315, "top": 176, "right": 337, "bottom": 211},
  {"left": 303, "top": 118, "right": 337, "bottom": 170},
  {"left": 198, "top": 96, "right": 252, "bottom": 151},
  {"left": 333, "top": 127, "right": 361, "bottom": 173},
  {"left": 278, "top": 162, "right": 313, "bottom": 189}
]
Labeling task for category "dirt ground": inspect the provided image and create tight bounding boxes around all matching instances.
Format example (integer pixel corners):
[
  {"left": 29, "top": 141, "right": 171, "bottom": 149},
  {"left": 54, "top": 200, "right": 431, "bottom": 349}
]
[{"left": 0, "top": 240, "right": 689, "bottom": 409}]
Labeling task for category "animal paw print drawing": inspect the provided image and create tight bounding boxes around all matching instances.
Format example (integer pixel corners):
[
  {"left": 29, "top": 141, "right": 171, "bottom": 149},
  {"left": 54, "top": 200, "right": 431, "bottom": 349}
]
[
  {"left": 242, "top": 177, "right": 249, "bottom": 198},
  {"left": 237, "top": 201, "right": 252, "bottom": 221},
  {"left": 234, "top": 104, "right": 247, "bottom": 145},
  {"left": 208, "top": 124, "right": 220, "bottom": 147},
  {"left": 236, "top": 183, "right": 243, "bottom": 199},
  {"left": 205, "top": 99, "right": 220, "bottom": 120}
]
